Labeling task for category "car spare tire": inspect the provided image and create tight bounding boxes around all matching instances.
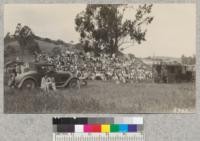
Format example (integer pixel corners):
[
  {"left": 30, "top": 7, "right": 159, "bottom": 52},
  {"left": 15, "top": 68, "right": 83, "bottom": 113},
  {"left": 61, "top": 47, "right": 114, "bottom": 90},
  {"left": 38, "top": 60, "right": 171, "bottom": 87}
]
[{"left": 68, "top": 78, "right": 79, "bottom": 89}]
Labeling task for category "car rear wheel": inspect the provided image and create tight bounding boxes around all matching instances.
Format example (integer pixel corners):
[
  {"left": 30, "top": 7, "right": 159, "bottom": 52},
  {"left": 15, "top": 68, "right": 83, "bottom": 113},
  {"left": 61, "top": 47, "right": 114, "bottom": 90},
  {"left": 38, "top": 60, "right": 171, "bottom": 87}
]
[
  {"left": 68, "top": 78, "right": 79, "bottom": 89},
  {"left": 21, "top": 79, "right": 36, "bottom": 90}
]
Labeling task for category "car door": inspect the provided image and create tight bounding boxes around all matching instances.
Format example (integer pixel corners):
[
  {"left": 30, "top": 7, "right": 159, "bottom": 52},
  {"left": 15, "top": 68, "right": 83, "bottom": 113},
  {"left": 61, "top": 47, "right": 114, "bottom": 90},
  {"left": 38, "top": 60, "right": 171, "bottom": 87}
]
[
  {"left": 47, "top": 71, "right": 63, "bottom": 87},
  {"left": 55, "top": 72, "right": 71, "bottom": 87}
]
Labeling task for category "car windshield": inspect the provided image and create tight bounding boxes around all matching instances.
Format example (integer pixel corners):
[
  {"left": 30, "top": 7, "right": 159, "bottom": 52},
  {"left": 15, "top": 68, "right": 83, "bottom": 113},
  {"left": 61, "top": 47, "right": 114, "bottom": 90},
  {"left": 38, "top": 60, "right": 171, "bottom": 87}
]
[{"left": 37, "top": 65, "right": 55, "bottom": 74}]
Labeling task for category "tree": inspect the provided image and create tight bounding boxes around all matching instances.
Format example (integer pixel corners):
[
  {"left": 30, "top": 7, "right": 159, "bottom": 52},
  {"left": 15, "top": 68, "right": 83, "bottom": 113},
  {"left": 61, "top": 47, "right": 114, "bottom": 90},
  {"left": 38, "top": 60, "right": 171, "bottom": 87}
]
[
  {"left": 14, "top": 23, "right": 41, "bottom": 60},
  {"left": 4, "top": 32, "right": 11, "bottom": 43},
  {"left": 75, "top": 4, "right": 153, "bottom": 56},
  {"left": 4, "top": 45, "right": 16, "bottom": 57}
]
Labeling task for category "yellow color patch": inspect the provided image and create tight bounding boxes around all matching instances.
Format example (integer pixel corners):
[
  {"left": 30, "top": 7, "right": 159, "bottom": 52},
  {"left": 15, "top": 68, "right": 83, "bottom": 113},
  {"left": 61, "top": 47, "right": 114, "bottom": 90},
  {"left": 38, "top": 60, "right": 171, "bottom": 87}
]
[{"left": 101, "top": 124, "right": 110, "bottom": 133}]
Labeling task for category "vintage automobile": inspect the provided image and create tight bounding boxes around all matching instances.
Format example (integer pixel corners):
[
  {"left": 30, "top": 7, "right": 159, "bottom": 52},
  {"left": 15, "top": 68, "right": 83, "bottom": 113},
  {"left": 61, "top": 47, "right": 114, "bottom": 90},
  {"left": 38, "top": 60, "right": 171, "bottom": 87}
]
[
  {"left": 11, "top": 62, "right": 79, "bottom": 89},
  {"left": 153, "top": 63, "right": 195, "bottom": 83}
]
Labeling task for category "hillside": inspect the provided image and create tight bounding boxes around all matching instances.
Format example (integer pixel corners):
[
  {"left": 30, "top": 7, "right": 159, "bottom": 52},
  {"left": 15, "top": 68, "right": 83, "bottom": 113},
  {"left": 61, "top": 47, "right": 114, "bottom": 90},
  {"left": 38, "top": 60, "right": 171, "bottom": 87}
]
[
  {"left": 4, "top": 36, "right": 81, "bottom": 62},
  {"left": 4, "top": 35, "right": 182, "bottom": 66}
]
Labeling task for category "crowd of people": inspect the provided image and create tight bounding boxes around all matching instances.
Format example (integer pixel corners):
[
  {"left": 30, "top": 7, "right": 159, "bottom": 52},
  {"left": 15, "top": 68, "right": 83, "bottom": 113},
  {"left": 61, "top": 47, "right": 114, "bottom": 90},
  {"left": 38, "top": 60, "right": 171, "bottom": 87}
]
[
  {"left": 35, "top": 49, "right": 153, "bottom": 84},
  {"left": 6, "top": 49, "right": 153, "bottom": 91}
]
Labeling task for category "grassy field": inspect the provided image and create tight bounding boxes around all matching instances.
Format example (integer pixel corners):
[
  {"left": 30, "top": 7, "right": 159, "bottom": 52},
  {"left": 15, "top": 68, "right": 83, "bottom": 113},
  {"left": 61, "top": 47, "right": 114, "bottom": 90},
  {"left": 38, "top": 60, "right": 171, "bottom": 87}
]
[{"left": 4, "top": 81, "right": 195, "bottom": 114}]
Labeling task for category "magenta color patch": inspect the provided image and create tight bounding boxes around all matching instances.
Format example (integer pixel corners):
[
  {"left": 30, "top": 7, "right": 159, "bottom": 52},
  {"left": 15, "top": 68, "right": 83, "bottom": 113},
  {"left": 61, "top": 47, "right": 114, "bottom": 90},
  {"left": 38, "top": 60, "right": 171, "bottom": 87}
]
[{"left": 84, "top": 124, "right": 93, "bottom": 132}]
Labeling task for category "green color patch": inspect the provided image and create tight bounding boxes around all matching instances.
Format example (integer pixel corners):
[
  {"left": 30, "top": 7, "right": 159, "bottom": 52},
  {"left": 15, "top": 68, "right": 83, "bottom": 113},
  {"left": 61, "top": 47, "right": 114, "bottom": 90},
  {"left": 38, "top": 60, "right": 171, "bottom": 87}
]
[{"left": 110, "top": 124, "right": 119, "bottom": 132}]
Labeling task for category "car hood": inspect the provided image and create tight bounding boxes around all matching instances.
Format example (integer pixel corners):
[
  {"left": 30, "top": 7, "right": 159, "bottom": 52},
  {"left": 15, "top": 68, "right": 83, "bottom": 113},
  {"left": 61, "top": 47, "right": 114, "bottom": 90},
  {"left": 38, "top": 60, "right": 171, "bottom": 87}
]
[{"left": 15, "top": 71, "right": 37, "bottom": 81}]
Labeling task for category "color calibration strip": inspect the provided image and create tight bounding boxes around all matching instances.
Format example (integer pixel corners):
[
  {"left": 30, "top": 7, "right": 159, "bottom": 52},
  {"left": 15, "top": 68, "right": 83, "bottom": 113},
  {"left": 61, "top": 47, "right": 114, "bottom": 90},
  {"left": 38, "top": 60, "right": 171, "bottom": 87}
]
[
  {"left": 53, "top": 117, "right": 143, "bottom": 133},
  {"left": 53, "top": 117, "right": 144, "bottom": 141}
]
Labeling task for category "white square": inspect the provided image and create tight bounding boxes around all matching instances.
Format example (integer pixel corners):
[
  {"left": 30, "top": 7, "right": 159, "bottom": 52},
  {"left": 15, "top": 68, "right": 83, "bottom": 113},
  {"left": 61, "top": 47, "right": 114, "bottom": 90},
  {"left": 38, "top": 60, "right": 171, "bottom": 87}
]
[{"left": 75, "top": 125, "right": 83, "bottom": 132}]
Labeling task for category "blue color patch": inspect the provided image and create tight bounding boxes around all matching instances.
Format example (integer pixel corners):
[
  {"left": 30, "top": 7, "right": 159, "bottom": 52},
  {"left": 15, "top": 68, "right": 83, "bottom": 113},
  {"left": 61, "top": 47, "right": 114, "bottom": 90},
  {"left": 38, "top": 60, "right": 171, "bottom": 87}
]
[{"left": 128, "top": 124, "right": 137, "bottom": 132}]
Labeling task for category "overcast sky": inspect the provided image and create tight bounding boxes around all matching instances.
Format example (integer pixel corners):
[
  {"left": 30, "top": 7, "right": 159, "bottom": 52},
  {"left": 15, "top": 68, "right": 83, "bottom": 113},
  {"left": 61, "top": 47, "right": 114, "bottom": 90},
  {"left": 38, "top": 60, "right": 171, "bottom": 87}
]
[{"left": 4, "top": 4, "right": 196, "bottom": 57}]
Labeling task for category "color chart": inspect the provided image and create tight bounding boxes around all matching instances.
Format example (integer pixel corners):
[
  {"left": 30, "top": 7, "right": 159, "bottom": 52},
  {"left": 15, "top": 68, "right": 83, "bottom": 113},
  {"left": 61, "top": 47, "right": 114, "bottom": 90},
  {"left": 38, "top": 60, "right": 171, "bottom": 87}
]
[{"left": 53, "top": 117, "right": 144, "bottom": 141}]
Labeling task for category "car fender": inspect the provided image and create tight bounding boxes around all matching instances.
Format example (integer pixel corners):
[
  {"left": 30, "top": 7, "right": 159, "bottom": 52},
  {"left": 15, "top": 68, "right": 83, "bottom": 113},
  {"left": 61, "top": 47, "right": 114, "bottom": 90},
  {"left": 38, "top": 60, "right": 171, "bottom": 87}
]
[
  {"left": 63, "top": 75, "right": 79, "bottom": 87},
  {"left": 18, "top": 76, "right": 37, "bottom": 88}
]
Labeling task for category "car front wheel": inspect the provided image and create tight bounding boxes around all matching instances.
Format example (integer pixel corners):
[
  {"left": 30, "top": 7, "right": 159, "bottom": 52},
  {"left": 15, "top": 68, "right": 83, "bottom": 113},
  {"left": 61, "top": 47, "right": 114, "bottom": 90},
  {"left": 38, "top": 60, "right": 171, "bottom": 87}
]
[
  {"left": 68, "top": 78, "right": 79, "bottom": 89},
  {"left": 21, "top": 79, "right": 36, "bottom": 90}
]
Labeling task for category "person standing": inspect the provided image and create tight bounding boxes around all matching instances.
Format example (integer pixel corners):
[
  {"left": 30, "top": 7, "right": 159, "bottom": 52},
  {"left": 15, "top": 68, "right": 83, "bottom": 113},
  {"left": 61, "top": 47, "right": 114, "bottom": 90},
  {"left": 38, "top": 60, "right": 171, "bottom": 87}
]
[
  {"left": 50, "top": 76, "right": 56, "bottom": 91},
  {"left": 8, "top": 69, "right": 16, "bottom": 88},
  {"left": 41, "top": 75, "right": 49, "bottom": 93}
]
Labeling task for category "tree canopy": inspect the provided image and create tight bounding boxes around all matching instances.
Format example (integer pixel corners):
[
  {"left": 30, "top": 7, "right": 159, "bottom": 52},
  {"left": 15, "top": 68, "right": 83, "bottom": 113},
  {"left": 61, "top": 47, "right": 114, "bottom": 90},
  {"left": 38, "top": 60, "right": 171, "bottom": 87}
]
[
  {"left": 75, "top": 4, "right": 153, "bottom": 56},
  {"left": 14, "top": 23, "right": 41, "bottom": 59}
]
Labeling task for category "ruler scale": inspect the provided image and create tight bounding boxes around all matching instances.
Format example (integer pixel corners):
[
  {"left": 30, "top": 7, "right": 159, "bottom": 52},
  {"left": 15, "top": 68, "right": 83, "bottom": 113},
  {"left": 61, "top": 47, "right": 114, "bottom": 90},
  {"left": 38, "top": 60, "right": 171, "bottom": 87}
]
[{"left": 53, "top": 117, "right": 144, "bottom": 141}]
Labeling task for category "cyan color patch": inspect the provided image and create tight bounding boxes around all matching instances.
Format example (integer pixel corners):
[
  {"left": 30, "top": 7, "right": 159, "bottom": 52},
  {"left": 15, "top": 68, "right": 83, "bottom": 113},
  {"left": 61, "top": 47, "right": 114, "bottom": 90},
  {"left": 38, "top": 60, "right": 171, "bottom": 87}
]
[{"left": 119, "top": 124, "right": 128, "bottom": 132}]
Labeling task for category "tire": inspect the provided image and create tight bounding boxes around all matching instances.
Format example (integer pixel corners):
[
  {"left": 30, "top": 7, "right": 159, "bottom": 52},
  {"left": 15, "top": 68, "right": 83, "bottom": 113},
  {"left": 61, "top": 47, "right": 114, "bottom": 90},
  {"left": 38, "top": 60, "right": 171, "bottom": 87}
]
[
  {"left": 68, "top": 78, "right": 79, "bottom": 89},
  {"left": 21, "top": 79, "right": 36, "bottom": 90}
]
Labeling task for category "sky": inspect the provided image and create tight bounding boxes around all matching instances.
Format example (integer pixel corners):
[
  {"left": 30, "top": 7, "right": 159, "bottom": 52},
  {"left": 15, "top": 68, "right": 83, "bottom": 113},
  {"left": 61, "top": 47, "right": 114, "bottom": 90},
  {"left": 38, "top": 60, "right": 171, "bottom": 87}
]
[{"left": 4, "top": 4, "right": 196, "bottom": 57}]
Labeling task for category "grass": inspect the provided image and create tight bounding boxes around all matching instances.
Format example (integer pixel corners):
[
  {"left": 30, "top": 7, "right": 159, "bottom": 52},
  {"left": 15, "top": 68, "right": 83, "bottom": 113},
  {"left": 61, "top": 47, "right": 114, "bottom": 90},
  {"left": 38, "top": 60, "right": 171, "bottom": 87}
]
[{"left": 4, "top": 81, "right": 195, "bottom": 114}]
